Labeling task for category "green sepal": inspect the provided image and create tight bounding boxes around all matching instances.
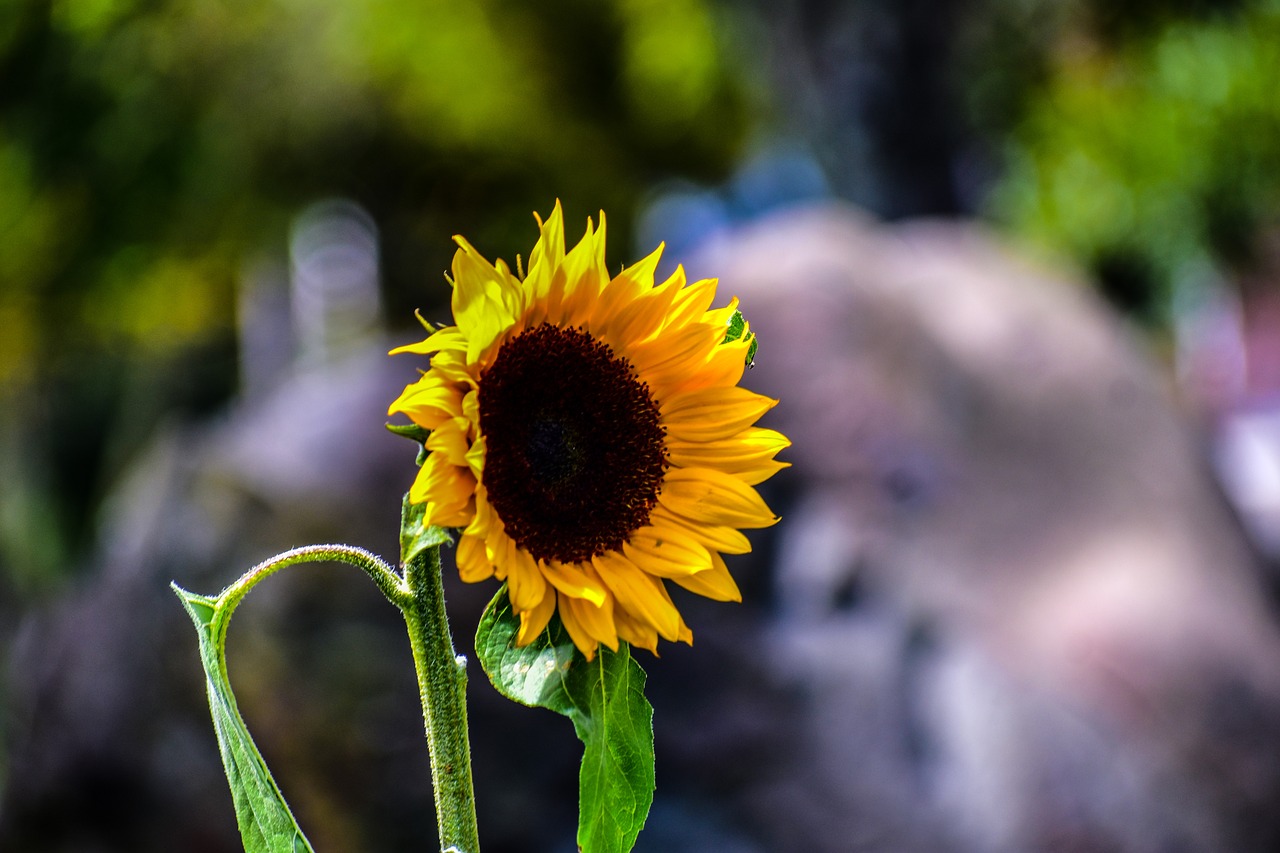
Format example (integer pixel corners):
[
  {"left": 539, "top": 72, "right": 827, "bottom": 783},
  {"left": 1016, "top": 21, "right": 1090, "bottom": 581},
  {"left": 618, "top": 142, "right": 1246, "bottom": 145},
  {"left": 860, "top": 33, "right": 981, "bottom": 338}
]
[
  {"left": 386, "top": 422, "right": 431, "bottom": 443},
  {"left": 475, "top": 586, "right": 655, "bottom": 853},
  {"left": 385, "top": 422, "right": 431, "bottom": 466},
  {"left": 400, "top": 494, "right": 453, "bottom": 564},
  {"left": 721, "top": 308, "right": 758, "bottom": 367},
  {"left": 171, "top": 584, "right": 316, "bottom": 853}
]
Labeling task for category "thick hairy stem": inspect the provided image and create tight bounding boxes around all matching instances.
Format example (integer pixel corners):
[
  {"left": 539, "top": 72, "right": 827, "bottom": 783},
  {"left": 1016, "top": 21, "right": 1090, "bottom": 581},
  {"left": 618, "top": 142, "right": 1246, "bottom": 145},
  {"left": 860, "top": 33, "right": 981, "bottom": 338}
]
[{"left": 402, "top": 544, "right": 481, "bottom": 853}]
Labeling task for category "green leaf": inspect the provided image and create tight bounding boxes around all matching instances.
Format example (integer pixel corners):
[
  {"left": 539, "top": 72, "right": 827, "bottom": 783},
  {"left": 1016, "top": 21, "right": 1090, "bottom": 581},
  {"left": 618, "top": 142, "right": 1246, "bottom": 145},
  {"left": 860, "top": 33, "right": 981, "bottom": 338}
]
[
  {"left": 476, "top": 586, "right": 655, "bottom": 853},
  {"left": 400, "top": 493, "right": 453, "bottom": 564},
  {"left": 722, "top": 308, "right": 747, "bottom": 344},
  {"left": 171, "top": 584, "right": 316, "bottom": 853},
  {"left": 721, "top": 308, "right": 758, "bottom": 367}
]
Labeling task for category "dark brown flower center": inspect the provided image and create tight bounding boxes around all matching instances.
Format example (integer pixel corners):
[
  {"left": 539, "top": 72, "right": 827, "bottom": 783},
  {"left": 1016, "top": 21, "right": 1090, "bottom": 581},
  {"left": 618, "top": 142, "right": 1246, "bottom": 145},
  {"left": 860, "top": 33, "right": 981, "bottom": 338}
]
[{"left": 478, "top": 323, "right": 668, "bottom": 564}]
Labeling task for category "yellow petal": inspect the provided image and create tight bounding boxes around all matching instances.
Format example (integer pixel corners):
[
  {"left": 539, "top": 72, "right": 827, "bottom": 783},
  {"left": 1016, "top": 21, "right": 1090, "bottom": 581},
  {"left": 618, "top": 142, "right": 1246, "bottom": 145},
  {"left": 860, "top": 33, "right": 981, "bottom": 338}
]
[
  {"left": 414, "top": 456, "right": 469, "bottom": 511},
  {"left": 430, "top": 502, "right": 473, "bottom": 528},
  {"left": 425, "top": 416, "right": 471, "bottom": 466},
  {"left": 660, "top": 275, "right": 717, "bottom": 331},
  {"left": 505, "top": 537, "right": 547, "bottom": 612},
  {"left": 625, "top": 322, "right": 720, "bottom": 397},
  {"left": 516, "top": 588, "right": 557, "bottom": 646},
  {"left": 654, "top": 578, "right": 693, "bottom": 646},
  {"left": 530, "top": 267, "right": 568, "bottom": 326},
  {"left": 592, "top": 258, "right": 652, "bottom": 324},
  {"left": 523, "top": 205, "right": 568, "bottom": 326},
  {"left": 667, "top": 427, "right": 791, "bottom": 485},
  {"left": 648, "top": 505, "right": 752, "bottom": 555},
  {"left": 483, "top": 523, "right": 510, "bottom": 581},
  {"left": 465, "top": 433, "right": 486, "bottom": 478},
  {"left": 557, "top": 591, "right": 599, "bottom": 660},
  {"left": 703, "top": 296, "right": 741, "bottom": 330},
  {"left": 556, "top": 215, "right": 609, "bottom": 326},
  {"left": 541, "top": 560, "right": 608, "bottom": 607},
  {"left": 410, "top": 451, "right": 471, "bottom": 512},
  {"left": 419, "top": 494, "right": 470, "bottom": 526},
  {"left": 456, "top": 533, "right": 493, "bottom": 583},
  {"left": 675, "top": 334, "right": 750, "bottom": 395},
  {"left": 676, "top": 616, "right": 693, "bottom": 646},
  {"left": 592, "top": 552, "right": 682, "bottom": 641},
  {"left": 564, "top": 592, "right": 619, "bottom": 652},
  {"left": 425, "top": 348, "right": 477, "bottom": 386},
  {"left": 461, "top": 387, "right": 479, "bottom": 421},
  {"left": 661, "top": 387, "right": 777, "bottom": 441},
  {"left": 589, "top": 242, "right": 663, "bottom": 332},
  {"left": 654, "top": 264, "right": 687, "bottom": 296},
  {"left": 622, "top": 527, "right": 712, "bottom": 578},
  {"left": 658, "top": 467, "right": 779, "bottom": 529},
  {"left": 598, "top": 262, "right": 684, "bottom": 348},
  {"left": 723, "top": 459, "right": 788, "bottom": 486},
  {"left": 463, "top": 485, "right": 493, "bottom": 538},
  {"left": 611, "top": 603, "right": 659, "bottom": 654},
  {"left": 525, "top": 202, "right": 566, "bottom": 304},
  {"left": 388, "top": 325, "right": 465, "bottom": 356},
  {"left": 450, "top": 238, "right": 522, "bottom": 361},
  {"left": 387, "top": 374, "right": 463, "bottom": 426},
  {"left": 667, "top": 448, "right": 789, "bottom": 487},
  {"left": 671, "top": 550, "right": 742, "bottom": 602},
  {"left": 613, "top": 240, "right": 662, "bottom": 290}
]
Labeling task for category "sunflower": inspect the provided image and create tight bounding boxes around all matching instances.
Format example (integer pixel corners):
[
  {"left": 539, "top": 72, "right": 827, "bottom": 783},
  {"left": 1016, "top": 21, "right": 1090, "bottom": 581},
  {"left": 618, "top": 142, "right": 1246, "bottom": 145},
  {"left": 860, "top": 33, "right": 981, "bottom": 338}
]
[{"left": 388, "top": 202, "right": 788, "bottom": 659}]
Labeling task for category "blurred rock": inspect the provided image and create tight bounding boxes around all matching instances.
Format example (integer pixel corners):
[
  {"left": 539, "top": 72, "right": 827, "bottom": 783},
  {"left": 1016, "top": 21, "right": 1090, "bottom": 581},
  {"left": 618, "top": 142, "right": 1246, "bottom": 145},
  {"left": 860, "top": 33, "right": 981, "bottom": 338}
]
[{"left": 689, "top": 203, "right": 1280, "bottom": 852}]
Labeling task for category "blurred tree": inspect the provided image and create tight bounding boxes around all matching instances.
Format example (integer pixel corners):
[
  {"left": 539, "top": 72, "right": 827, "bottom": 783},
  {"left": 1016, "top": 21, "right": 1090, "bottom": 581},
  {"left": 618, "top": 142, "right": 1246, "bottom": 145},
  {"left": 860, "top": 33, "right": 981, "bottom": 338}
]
[
  {"left": 990, "top": 0, "right": 1280, "bottom": 322},
  {"left": 748, "top": 0, "right": 1277, "bottom": 323},
  {"left": 0, "top": 0, "right": 753, "bottom": 591}
]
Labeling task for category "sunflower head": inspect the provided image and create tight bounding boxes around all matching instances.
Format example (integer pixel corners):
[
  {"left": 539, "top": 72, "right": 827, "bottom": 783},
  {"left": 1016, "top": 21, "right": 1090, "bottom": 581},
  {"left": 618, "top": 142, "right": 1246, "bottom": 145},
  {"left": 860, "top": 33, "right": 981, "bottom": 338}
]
[{"left": 388, "top": 202, "right": 788, "bottom": 659}]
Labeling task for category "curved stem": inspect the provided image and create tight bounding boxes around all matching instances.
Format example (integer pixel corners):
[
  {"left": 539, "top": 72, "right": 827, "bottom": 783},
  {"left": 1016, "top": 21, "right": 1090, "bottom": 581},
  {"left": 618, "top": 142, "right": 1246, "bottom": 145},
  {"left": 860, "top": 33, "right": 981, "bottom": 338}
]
[
  {"left": 203, "top": 540, "right": 479, "bottom": 851},
  {"left": 402, "top": 544, "right": 481, "bottom": 853},
  {"left": 209, "top": 543, "right": 406, "bottom": 655}
]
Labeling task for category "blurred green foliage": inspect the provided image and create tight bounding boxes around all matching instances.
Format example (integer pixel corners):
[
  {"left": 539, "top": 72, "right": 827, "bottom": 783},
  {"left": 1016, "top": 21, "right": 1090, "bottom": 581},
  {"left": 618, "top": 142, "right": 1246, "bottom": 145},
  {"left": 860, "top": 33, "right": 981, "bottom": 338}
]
[
  {"left": 9, "top": 0, "right": 1278, "bottom": 595},
  {"left": 0, "top": 0, "right": 752, "bottom": 590},
  {"left": 991, "top": 0, "right": 1280, "bottom": 321}
]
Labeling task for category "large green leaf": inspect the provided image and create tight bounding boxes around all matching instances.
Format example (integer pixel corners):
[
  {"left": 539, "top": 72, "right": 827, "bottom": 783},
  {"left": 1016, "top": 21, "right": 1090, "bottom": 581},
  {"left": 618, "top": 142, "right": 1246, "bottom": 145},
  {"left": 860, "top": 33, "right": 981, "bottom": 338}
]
[
  {"left": 173, "top": 585, "right": 315, "bottom": 853},
  {"left": 475, "top": 587, "right": 655, "bottom": 853}
]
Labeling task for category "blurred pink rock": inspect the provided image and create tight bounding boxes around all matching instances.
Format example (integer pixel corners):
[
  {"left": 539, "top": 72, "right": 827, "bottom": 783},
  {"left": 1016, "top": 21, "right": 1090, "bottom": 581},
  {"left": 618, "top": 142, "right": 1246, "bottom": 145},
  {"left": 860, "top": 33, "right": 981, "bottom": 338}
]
[{"left": 695, "top": 202, "right": 1280, "bottom": 852}]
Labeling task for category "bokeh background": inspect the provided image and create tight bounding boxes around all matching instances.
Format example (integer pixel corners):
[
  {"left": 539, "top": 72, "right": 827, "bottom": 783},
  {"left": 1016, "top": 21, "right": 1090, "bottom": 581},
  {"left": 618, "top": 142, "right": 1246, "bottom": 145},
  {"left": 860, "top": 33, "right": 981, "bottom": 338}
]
[{"left": 4, "top": 0, "right": 1280, "bottom": 850}]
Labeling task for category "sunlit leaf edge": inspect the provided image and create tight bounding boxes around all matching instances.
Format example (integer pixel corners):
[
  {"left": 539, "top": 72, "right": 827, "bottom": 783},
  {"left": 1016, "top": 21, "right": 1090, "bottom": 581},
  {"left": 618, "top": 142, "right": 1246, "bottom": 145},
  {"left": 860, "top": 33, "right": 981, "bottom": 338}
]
[{"left": 173, "top": 583, "right": 316, "bottom": 853}]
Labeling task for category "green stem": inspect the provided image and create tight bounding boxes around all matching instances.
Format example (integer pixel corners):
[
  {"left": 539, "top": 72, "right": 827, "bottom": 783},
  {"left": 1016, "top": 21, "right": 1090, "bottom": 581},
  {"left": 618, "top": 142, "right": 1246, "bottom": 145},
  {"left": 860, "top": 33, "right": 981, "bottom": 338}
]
[
  {"left": 402, "top": 543, "right": 481, "bottom": 853},
  {"left": 210, "top": 544, "right": 404, "bottom": 652},
  {"left": 205, "top": 539, "right": 480, "bottom": 851}
]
